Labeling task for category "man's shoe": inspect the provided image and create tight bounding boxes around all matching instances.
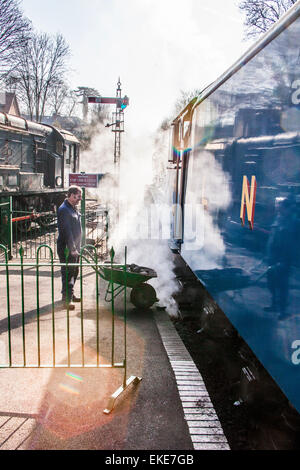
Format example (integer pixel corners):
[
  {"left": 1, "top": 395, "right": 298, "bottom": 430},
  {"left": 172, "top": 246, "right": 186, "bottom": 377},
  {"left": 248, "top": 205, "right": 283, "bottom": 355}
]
[
  {"left": 72, "top": 295, "right": 81, "bottom": 302},
  {"left": 63, "top": 302, "right": 75, "bottom": 310}
]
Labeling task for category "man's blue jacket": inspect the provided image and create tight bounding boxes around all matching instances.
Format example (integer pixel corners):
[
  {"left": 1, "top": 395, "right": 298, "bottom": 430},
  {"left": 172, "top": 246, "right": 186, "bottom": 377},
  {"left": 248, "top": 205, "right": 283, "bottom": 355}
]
[{"left": 57, "top": 199, "right": 82, "bottom": 254}]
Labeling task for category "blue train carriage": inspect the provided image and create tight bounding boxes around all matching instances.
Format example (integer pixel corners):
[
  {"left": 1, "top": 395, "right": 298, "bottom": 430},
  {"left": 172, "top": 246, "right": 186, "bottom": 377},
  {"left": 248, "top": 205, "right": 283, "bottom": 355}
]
[
  {"left": 0, "top": 113, "right": 80, "bottom": 213},
  {"left": 168, "top": 3, "right": 300, "bottom": 413}
]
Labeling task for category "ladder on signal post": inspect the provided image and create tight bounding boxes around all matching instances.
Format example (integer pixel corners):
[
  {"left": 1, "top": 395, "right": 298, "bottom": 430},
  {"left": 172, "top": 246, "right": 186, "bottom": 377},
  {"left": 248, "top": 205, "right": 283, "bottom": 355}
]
[{"left": 113, "top": 79, "right": 123, "bottom": 167}]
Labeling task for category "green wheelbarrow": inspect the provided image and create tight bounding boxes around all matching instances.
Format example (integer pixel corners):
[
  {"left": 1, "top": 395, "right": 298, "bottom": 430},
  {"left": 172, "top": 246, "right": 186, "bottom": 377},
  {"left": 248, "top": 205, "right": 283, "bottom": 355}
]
[{"left": 99, "top": 263, "right": 159, "bottom": 309}]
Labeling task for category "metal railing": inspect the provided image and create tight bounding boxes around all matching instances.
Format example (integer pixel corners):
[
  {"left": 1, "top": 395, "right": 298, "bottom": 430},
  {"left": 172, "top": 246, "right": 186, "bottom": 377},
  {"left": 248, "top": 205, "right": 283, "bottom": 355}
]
[
  {"left": 0, "top": 243, "right": 141, "bottom": 414},
  {"left": 9, "top": 207, "right": 108, "bottom": 260},
  {"left": 0, "top": 194, "right": 109, "bottom": 260},
  {"left": 0, "top": 199, "right": 12, "bottom": 259},
  {"left": 12, "top": 210, "right": 58, "bottom": 259}
]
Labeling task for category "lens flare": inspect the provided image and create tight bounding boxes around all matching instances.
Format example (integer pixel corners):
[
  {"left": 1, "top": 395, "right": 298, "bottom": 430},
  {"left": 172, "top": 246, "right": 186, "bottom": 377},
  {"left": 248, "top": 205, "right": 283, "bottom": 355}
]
[
  {"left": 59, "top": 383, "right": 80, "bottom": 395},
  {"left": 65, "top": 372, "right": 83, "bottom": 382}
]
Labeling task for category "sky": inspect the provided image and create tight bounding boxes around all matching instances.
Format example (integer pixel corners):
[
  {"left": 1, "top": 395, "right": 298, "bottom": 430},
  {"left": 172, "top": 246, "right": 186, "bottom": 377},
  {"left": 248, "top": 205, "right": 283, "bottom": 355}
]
[{"left": 21, "top": 0, "right": 253, "bottom": 135}]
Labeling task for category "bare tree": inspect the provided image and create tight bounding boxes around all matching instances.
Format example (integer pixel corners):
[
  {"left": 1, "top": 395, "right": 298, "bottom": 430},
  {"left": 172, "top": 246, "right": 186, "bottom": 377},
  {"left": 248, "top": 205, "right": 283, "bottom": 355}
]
[
  {"left": 5, "top": 32, "right": 70, "bottom": 121},
  {"left": 48, "top": 82, "right": 69, "bottom": 115},
  {"left": 63, "top": 89, "right": 80, "bottom": 117},
  {"left": 239, "top": 0, "right": 297, "bottom": 38},
  {"left": 74, "top": 86, "right": 101, "bottom": 119},
  {"left": 0, "top": 0, "right": 32, "bottom": 74},
  {"left": 48, "top": 85, "right": 82, "bottom": 118}
]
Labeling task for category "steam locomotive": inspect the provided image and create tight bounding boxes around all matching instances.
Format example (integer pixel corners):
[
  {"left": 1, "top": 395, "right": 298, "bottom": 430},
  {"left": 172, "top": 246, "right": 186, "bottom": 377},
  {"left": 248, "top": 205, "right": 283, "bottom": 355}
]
[
  {"left": 168, "top": 4, "right": 300, "bottom": 415},
  {"left": 0, "top": 112, "right": 80, "bottom": 215}
]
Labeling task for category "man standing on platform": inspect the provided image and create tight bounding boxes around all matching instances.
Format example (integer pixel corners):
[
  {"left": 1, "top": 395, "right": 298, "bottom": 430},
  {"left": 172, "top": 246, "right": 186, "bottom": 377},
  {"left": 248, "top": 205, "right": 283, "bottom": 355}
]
[{"left": 57, "top": 185, "right": 82, "bottom": 309}]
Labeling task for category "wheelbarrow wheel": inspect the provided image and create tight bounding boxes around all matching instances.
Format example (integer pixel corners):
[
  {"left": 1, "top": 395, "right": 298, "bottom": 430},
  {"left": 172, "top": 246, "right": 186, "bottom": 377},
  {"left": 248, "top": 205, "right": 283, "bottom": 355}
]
[{"left": 130, "top": 283, "right": 158, "bottom": 309}]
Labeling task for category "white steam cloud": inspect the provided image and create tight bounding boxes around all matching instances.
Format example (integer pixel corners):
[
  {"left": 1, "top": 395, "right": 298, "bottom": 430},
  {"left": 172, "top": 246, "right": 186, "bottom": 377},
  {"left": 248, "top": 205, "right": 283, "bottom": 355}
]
[
  {"left": 80, "top": 121, "right": 232, "bottom": 316},
  {"left": 80, "top": 124, "right": 180, "bottom": 317},
  {"left": 182, "top": 150, "right": 232, "bottom": 270}
]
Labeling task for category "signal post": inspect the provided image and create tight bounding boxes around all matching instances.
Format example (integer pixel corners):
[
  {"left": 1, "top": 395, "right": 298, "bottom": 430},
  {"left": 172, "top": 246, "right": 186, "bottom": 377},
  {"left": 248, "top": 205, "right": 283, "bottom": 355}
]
[
  {"left": 88, "top": 79, "right": 129, "bottom": 167},
  {"left": 88, "top": 79, "right": 129, "bottom": 225}
]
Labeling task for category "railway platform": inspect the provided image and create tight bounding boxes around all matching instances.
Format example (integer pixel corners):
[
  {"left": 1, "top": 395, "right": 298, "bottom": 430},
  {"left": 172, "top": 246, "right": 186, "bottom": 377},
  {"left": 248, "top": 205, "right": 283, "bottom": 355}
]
[{"left": 0, "top": 259, "right": 229, "bottom": 452}]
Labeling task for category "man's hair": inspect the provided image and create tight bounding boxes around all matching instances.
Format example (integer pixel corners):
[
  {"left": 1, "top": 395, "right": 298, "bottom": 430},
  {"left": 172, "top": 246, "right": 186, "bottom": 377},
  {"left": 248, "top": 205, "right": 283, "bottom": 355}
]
[{"left": 67, "top": 185, "right": 82, "bottom": 197}]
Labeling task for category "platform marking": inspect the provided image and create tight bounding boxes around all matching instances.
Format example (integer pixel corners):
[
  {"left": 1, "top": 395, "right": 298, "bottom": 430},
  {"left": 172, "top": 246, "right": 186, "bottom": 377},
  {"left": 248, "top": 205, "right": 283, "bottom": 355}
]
[{"left": 154, "top": 311, "right": 230, "bottom": 451}]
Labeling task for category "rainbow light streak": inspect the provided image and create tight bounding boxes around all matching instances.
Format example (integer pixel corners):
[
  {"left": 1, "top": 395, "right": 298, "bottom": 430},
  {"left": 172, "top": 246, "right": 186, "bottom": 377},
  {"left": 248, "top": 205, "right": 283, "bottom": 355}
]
[
  {"left": 195, "top": 135, "right": 212, "bottom": 148},
  {"left": 65, "top": 372, "right": 83, "bottom": 382},
  {"left": 59, "top": 383, "right": 80, "bottom": 395},
  {"left": 172, "top": 146, "right": 193, "bottom": 158},
  {"left": 172, "top": 146, "right": 181, "bottom": 160},
  {"left": 58, "top": 372, "right": 83, "bottom": 395}
]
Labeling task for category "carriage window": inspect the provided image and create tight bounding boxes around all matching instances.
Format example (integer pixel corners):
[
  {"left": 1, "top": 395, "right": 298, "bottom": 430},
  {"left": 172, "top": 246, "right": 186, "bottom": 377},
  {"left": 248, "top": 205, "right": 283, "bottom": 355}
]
[
  {"left": 56, "top": 140, "right": 63, "bottom": 155},
  {"left": 8, "top": 175, "right": 18, "bottom": 186},
  {"left": 0, "top": 140, "right": 12, "bottom": 163},
  {"left": 69, "top": 144, "right": 74, "bottom": 161},
  {"left": 65, "top": 144, "right": 70, "bottom": 164}
]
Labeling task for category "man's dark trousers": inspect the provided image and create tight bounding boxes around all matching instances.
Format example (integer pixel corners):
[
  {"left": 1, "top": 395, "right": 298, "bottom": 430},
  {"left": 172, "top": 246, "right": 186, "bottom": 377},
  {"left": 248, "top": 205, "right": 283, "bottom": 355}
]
[{"left": 58, "top": 249, "right": 79, "bottom": 303}]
